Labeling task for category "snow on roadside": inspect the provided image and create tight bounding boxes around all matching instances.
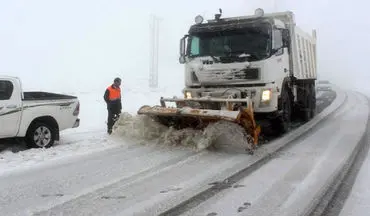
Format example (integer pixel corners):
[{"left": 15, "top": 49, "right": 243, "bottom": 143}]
[
  {"left": 0, "top": 132, "right": 121, "bottom": 176},
  {"left": 0, "top": 81, "right": 253, "bottom": 176},
  {"left": 338, "top": 149, "right": 370, "bottom": 216},
  {"left": 0, "top": 84, "right": 182, "bottom": 175},
  {"left": 112, "top": 112, "right": 250, "bottom": 151},
  {"left": 0, "top": 82, "right": 337, "bottom": 175}
]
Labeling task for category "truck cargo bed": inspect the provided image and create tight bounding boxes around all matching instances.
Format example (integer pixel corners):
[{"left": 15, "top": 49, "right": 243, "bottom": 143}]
[{"left": 23, "top": 91, "right": 77, "bottom": 101}]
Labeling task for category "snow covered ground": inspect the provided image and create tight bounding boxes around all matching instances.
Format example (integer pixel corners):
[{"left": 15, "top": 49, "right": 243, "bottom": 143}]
[
  {"left": 0, "top": 83, "right": 184, "bottom": 176},
  {"left": 0, "top": 85, "right": 337, "bottom": 177},
  {"left": 1, "top": 85, "right": 366, "bottom": 216},
  {"left": 0, "top": 87, "right": 354, "bottom": 216},
  {"left": 338, "top": 149, "right": 370, "bottom": 216}
]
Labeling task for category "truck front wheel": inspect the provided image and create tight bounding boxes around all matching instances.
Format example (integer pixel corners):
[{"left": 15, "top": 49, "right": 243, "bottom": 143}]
[
  {"left": 272, "top": 90, "right": 292, "bottom": 135},
  {"left": 26, "top": 122, "right": 56, "bottom": 148}
]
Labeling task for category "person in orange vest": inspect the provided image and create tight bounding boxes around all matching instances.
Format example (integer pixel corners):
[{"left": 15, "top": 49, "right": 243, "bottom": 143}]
[{"left": 103, "top": 77, "right": 122, "bottom": 134}]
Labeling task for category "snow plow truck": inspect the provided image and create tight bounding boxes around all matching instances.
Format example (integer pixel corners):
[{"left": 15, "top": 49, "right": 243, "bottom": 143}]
[{"left": 138, "top": 8, "right": 317, "bottom": 151}]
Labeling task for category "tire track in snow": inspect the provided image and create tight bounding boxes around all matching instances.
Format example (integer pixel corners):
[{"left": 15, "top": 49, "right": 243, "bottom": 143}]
[
  {"left": 179, "top": 91, "right": 366, "bottom": 216},
  {"left": 0, "top": 146, "right": 201, "bottom": 216},
  {"left": 29, "top": 90, "right": 345, "bottom": 216},
  {"left": 0, "top": 90, "right": 341, "bottom": 216},
  {"left": 310, "top": 93, "right": 370, "bottom": 216},
  {"left": 159, "top": 89, "right": 346, "bottom": 216},
  {"left": 33, "top": 151, "right": 246, "bottom": 216}
]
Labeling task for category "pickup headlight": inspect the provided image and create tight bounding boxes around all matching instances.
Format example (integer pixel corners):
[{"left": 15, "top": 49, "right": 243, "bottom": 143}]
[
  {"left": 261, "top": 89, "right": 272, "bottom": 102},
  {"left": 185, "top": 91, "right": 192, "bottom": 99}
]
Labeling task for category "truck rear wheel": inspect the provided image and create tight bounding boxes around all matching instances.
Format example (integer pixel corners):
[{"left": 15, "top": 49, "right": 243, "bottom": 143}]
[
  {"left": 303, "top": 83, "right": 316, "bottom": 121},
  {"left": 311, "top": 83, "right": 317, "bottom": 117},
  {"left": 26, "top": 122, "right": 56, "bottom": 148}
]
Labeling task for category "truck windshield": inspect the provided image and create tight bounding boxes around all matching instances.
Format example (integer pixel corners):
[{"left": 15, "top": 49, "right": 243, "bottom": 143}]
[{"left": 188, "top": 25, "right": 271, "bottom": 61}]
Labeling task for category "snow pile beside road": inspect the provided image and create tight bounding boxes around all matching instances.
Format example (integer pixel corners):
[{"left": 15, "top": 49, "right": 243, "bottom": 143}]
[
  {"left": 0, "top": 132, "right": 117, "bottom": 176},
  {"left": 112, "top": 112, "right": 169, "bottom": 141},
  {"left": 112, "top": 112, "right": 250, "bottom": 151},
  {"left": 0, "top": 84, "right": 183, "bottom": 176}
]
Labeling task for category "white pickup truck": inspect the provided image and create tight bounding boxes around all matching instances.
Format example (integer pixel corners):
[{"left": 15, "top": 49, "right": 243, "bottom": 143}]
[{"left": 0, "top": 76, "right": 80, "bottom": 148}]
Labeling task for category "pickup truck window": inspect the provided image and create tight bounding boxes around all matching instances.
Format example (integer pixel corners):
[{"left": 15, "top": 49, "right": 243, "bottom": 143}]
[{"left": 0, "top": 80, "right": 13, "bottom": 100}]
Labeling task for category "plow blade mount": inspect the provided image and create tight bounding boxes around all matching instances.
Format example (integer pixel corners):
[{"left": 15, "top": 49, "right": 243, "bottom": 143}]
[{"left": 137, "top": 97, "right": 261, "bottom": 147}]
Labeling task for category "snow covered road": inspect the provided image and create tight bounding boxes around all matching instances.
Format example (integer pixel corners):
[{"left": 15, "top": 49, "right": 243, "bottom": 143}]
[
  {"left": 1, "top": 88, "right": 366, "bottom": 216},
  {"left": 337, "top": 143, "right": 370, "bottom": 216},
  {"left": 181, "top": 91, "right": 369, "bottom": 216}
]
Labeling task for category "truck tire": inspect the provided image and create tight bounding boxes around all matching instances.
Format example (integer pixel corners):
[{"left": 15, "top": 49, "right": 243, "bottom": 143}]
[
  {"left": 272, "top": 90, "right": 292, "bottom": 135},
  {"left": 303, "top": 83, "right": 315, "bottom": 121},
  {"left": 26, "top": 122, "right": 56, "bottom": 148},
  {"left": 311, "top": 83, "right": 317, "bottom": 117}
]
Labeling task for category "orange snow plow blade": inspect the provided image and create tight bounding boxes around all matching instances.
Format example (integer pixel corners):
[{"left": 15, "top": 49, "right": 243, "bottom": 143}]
[{"left": 137, "top": 97, "right": 261, "bottom": 148}]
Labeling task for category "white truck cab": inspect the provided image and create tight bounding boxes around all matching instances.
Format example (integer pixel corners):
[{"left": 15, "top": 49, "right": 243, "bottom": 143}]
[
  {"left": 0, "top": 76, "right": 80, "bottom": 148},
  {"left": 178, "top": 9, "right": 317, "bottom": 133}
]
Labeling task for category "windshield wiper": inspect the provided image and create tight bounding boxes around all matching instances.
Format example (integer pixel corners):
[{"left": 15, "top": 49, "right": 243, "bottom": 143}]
[{"left": 208, "top": 54, "right": 220, "bottom": 63}]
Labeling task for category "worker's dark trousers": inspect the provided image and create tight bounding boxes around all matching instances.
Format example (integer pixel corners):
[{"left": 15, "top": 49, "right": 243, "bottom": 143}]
[{"left": 107, "top": 108, "right": 120, "bottom": 131}]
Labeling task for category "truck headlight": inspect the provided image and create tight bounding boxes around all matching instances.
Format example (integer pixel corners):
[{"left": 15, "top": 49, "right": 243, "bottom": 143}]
[
  {"left": 261, "top": 89, "right": 272, "bottom": 102},
  {"left": 185, "top": 91, "right": 192, "bottom": 99}
]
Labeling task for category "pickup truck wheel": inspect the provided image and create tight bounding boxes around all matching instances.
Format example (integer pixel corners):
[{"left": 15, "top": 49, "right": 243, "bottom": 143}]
[{"left": 26, "top": 122, "right": 56, "bottom": 148}]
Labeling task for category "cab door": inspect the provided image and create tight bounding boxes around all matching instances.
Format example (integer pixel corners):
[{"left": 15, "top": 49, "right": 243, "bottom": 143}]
[{"left": 0, "top": 79, "right": 22, "bottom": 138}]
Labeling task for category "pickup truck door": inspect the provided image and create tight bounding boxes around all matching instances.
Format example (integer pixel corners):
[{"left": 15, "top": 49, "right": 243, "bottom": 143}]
[{"left": 0, "top": 79, "right": 22, "bottom": 138}]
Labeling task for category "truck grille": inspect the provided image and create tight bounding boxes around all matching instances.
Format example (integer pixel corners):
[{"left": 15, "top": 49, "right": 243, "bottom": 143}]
[
  {"left": 191, "top": 68, "right": 260, "bottom": 85},
  {"left": 197, "top": 68, "right": 260, "bottom": 81},
  {"left": 239, "top": 68, "right": 259, "bottom": 80}
]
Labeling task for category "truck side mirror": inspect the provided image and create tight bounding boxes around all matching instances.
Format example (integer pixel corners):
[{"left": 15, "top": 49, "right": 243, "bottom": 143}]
[
  {"left": 180, "top": 37, "right": 185, "bottom": 56},
  {"left": 179, "top": 56, "right": 185, "bottom": 64},
  {"left": 179, "top": 35, "right": 188, "bottom": 64},
  {"left": 282, "top": 29, "right": 290, "bottom": 48}
]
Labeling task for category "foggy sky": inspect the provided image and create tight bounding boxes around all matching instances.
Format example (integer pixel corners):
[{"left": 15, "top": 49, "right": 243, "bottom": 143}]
[{"left": 0, "top": 0, "right": 368, "bottom": 93}]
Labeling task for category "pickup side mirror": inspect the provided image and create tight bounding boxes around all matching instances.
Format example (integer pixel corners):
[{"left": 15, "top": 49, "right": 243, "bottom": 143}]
[{"left": 179, "top": 35, "right": 188, "bottom": 64}]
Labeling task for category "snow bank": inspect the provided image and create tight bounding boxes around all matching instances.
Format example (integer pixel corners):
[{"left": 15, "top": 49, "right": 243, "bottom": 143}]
[
  {"left": 112, "top": 112, "right": 251, "bottom": 151},
  {"left": 0, "top": 83, "right": 184, "bottom": 176},
  {"left": 0, "top": 132, "right": 119, "bottom": 176}
]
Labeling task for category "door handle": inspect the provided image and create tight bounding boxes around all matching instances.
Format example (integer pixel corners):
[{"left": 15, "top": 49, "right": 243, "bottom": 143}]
[{"left": 6, "top": 105, "right": 17, "bottom": 109}]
